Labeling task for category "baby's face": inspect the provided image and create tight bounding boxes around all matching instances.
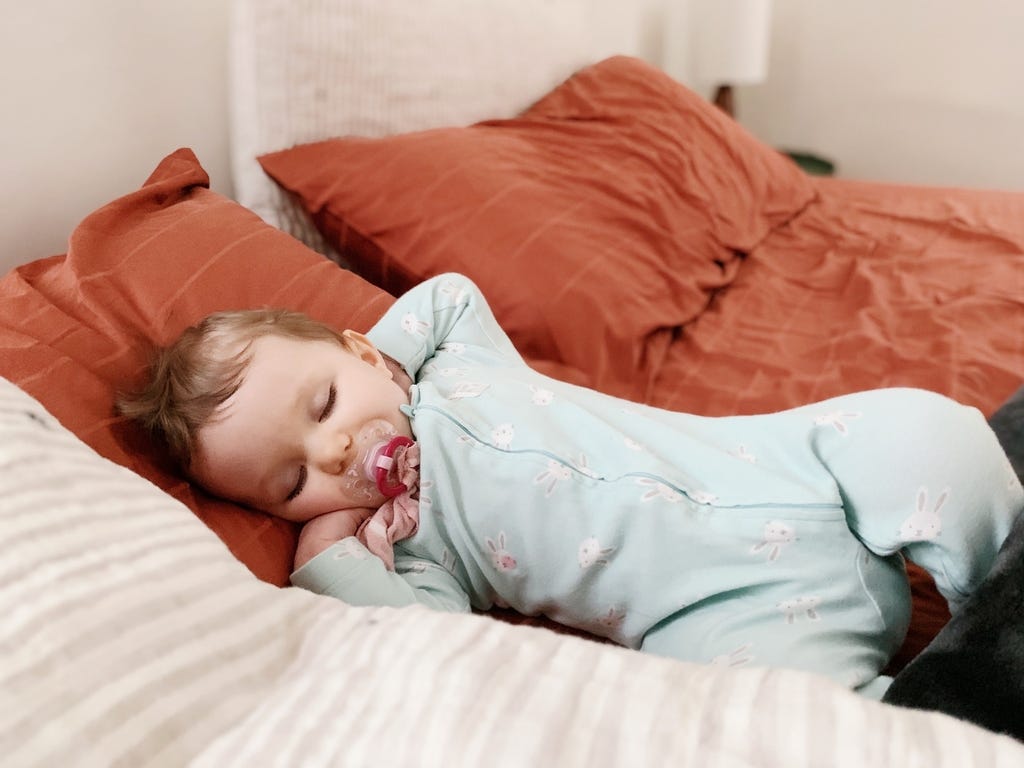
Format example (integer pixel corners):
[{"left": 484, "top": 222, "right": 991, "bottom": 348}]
[{"left": 191, "top": 332, "right": 413, "bottom": 523}]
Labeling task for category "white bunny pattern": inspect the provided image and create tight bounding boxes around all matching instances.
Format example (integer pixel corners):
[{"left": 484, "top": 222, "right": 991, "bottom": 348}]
[
  {"left": 529, "top": 385, "right": 554, "bottom": 406},
  {"left": 710, "top": 642, "right": 754, "bottom": 668},
  {"left": 491, "top": 423, "right": 515, "bottom": 449},
  {"left": 813, "top": 410, "right": 862, "bottom": 435},
  {"left": 636, "top": 478, "right": 682, "bottom": 503},
  {"left": 534, "top": 460, "right": 572, "bottom": 497},
  {"left": 400, "top": 313, "right": 430, "bottom": 338},
  {"left": 485, "top": 532, "right": 518, "bottom": 572},
  {"left": 578, "top": 537, "right": 615, "bottom": 568},
  {"left": 448, "top": 382, "right": 490, "bottom": 400},
  {"left": 593, "top": 606, "right": 626, "bottom": 632},
  {"left": 778, "top": 596, "right": 822, "bottom": 624},
  {"left": 899, "top": 486, "right": 948, "bottom": 542},
  {"left": 750, "top": 521, "right": 797, "bottom": 561}
]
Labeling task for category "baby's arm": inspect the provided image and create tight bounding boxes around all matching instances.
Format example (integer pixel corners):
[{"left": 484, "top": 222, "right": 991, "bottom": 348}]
[
  {"left": 368, "top": 273, "right": 524, "bottom": 379},
  {"left": 291, "top": 539, "right": 472, "bottom": 613},
  {"left": 294, "top": 508, "right": 375, "bottom": 570}
]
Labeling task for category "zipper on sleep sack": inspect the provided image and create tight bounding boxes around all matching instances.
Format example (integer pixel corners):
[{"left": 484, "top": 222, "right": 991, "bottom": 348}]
[{"left": 406, "top": 404, "right": 844, "bottom": 513}]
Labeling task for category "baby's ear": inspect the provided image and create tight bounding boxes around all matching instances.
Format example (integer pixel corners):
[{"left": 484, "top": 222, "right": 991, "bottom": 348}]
[{"left": 340, "top": 330, "right": 387, "bottom": 369}]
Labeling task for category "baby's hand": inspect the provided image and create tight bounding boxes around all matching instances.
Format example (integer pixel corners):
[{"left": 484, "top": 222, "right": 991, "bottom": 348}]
[
  {"left": 383, "top": 354, "right": 414, "bottom": 395},
  {"left": 294, "top": 508, "right": 375, "bottom": 570}
]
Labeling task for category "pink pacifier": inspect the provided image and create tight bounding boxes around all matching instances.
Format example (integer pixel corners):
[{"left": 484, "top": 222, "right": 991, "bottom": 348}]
[{"left": 364, "top": 435, "right": 415, "bottom": 498}]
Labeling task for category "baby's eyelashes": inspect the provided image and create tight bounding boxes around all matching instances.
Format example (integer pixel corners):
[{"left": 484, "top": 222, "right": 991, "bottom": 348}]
[
  {"left": 286, "top": 465, "right": 308, "bottom": 501},
  {"left": 318, "top": 384, "right": 337, "bottom": 422}
]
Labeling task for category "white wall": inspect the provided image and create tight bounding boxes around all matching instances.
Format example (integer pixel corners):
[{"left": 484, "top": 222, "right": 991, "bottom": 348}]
[
  {"left": 2, "top": 0, "right": 1022, "bottom": 277},
  {"left": 0, "top": 0, "right": 232, "bottom": 271},
  {"left": 737, "top": 0, "right": 1024, "bottom": 190}
]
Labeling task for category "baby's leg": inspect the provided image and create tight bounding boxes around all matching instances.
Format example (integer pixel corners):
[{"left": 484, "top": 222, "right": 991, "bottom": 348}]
[
  {"left": 640, "top": 531, "right": 910, "bottom": 697},
  {"left": 815, "top": 388, "right": 1024, "bottom": 613}
]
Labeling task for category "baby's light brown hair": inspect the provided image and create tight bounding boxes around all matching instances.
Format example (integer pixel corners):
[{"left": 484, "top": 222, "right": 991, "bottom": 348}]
[{"left": 118, "top": 309, "right": 345, "bottom": 469}]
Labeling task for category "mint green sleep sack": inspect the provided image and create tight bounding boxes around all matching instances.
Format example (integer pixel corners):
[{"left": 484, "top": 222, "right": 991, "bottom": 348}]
[{"left": 292, "top": 273, "right": 1023, "bottom": 696}]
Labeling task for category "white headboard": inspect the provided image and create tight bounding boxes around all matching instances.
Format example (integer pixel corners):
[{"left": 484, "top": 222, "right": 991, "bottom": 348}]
[{"left": 228, "top": 0, "right": 662, "bottom": 245}]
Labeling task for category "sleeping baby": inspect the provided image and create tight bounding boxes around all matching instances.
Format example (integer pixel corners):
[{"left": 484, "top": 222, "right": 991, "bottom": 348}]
[{"left": 119, "top": 272, "right": 1024, "bottom": 698}]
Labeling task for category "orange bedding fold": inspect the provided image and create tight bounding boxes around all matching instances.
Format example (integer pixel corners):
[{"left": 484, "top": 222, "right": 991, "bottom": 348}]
[{"left": 648, "top": 177, "right": 1024, "bottom": 418}]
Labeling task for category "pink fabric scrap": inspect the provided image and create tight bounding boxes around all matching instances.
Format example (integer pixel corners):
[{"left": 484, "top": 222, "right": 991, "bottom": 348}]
[{"left": 355, "top": 442, "right": 421, "bottom": 570}]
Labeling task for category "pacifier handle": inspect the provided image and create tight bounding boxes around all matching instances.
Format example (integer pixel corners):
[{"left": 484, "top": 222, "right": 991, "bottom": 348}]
[{"left": 373, "top": 435, "right": 415, "bottom": 497}]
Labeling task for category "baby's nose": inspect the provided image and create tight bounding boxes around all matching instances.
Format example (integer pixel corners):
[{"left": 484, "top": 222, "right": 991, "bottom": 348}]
[{"left": 312, "top": 429, "right": 353, "bottom": 475}]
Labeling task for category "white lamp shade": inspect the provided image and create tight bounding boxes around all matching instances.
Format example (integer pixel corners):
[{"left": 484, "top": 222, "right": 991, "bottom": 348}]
[{"left": 665, "top": 0, "right": 773, "bottom": 87}]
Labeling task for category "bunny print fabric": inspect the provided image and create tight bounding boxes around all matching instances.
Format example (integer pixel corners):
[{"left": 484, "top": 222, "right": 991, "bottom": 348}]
[{"left": 291, "top": 274, "right": 1024, "bottom": 696}]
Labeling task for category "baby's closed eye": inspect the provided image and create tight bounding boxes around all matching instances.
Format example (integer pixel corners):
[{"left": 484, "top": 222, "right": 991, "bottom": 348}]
[
  {"left": 286, "top": 465, "right": 308, "bottom": 501},
  {"left": 319, "top": 383, "right": 337, "bottom": 422}
]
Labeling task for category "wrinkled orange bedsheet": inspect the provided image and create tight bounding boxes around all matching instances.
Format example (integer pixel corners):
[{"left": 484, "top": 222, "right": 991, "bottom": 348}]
[{"left": 644, "top": 176, "right": 1024, "bottom": 669}]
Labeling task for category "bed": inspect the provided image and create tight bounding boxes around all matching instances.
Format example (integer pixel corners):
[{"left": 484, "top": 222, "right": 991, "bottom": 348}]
[{"left": 2, "top": 1, "right": 1024, "bottom": 765}]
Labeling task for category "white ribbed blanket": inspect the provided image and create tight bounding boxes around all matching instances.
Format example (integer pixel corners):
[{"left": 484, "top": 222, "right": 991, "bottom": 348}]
[{"left": 2, "top": 377, "right": 1023, "bottom": 766}]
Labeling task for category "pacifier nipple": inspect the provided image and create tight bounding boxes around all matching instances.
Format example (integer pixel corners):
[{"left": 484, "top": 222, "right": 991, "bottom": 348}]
[{"left": 364, "top": 435, "right": 415, "bottom": 498}]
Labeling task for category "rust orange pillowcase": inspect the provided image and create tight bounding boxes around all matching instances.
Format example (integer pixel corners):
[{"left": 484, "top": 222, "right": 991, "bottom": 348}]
[
  {"left": 258, "top": 56, "right": 815, "bottom": 400},
  {"left": 0, "top": 148, "right": 394, "bottom": 586}
]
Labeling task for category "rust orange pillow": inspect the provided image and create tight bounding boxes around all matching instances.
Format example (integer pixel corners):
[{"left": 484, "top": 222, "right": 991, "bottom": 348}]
[
  {"left": 258, "top": 56, "right": 815, "bottom": 400},
  {"left": 0, "top": 148, "right": 394, "bottom": 586}
]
